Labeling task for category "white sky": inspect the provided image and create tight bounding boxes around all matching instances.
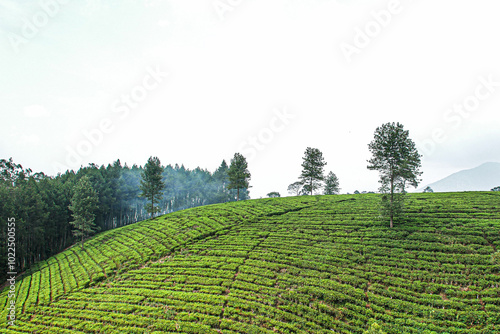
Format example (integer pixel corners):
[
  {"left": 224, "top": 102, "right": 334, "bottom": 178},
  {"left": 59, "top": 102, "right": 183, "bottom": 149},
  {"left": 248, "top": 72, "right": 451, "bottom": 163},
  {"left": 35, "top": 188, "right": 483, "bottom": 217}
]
[{"left": 1, "top": 0, "right": 500, "bottom": 198}]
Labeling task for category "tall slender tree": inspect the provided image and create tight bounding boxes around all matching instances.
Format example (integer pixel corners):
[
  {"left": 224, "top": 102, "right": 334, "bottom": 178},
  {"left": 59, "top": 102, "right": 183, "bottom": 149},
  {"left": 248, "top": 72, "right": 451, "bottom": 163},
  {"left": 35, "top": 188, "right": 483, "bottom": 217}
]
[
  {"left": 367, "top": 122, "right": 422, "bottom": 228},
  {"left": 68, "top": 176, "right": 99, "bottom": 250},
  {"left": 299, "top": 147, "right": 327, "bottom": 195},
  {"left": 324, "top": 171, "right": 340, "bottom": 195},
  {"left": 227, "top": 153, "right": 251, "bottom": 201},
  {"left": 140, "top": 156, "right": 165, "bottom": 218}
]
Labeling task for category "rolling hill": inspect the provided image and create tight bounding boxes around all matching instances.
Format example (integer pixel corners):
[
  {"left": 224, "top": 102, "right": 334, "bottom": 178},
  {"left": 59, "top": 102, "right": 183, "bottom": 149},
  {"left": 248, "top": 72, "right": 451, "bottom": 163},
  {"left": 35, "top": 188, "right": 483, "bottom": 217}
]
[
  {"left": 423, "top": 162, "right": 500, "bottom": 192},
  {"left": 1, "top": 192, "right": 500, "bottom": 333}
]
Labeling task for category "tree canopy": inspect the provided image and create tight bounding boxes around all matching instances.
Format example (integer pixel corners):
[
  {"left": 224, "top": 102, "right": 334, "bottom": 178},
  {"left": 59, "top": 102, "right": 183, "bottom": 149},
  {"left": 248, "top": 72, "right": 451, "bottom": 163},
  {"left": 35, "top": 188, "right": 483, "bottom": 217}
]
[
  {"left": 299, "top": 147, "right": 327, "bottom": 195},
  {"left": 324, "top": 171, "right": 340, "bottom": 195},
  {"left": 367, "top": 122, "right": 422, "bottom": 228},
  {"left": 140, "top": 156, "right": 166, "bottom": 218},
  {"left": 68, "top": 176, "right": 99, "bottom": 250},
  {"left": 0, "top": 157, "right": 247, "bottom": 282},
  {"left": 227, "top": 153, "right": 251, "bottom": 201},
  {"left": 287, "top": 181, "right": 303, "bottom": 196}
]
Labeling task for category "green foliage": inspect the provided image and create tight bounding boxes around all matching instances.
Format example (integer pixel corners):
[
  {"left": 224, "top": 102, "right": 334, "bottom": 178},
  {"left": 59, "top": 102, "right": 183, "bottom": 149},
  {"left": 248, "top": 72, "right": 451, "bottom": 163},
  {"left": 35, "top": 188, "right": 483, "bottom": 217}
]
[
  {"left": 227, "top": 153, "right": 251, "bottom": 201},
  {"left": 68, "top": 176, "right": 99, "bottom": 250},
  {"left": 492, "top": 186, "right": 500, "bottom": 192},
  {"left": 287, "top": 181, "right": 303, "bottom": 196},
  {"left": 0, "top": 157, "right": 251, "bottom": 282},
  {"left": 367, "top": 122, "right": 422, "bottom": 227},
  {"left": 140, "top": 156, "right": 166, "bottom": 218},
  {"left": 492, "top": 251, "right": 500, "bottom": 265},
  {"left": 364, "top": 322, "right": 387, "bottom": 334},
  {"left": 299, "top": 147, "right": 327, "bottom": 195},
  {"left": 267, "top": 191, "right": 280, "bottom": 198},
  {"left": 324, "top": 171, "right": 340, "bottom": 195},
  {"left": 423, "top": 186, "right": 434, "bottom": 193},
  {"left": 2, "top": 192, "right": 500, "bottom": 334}
]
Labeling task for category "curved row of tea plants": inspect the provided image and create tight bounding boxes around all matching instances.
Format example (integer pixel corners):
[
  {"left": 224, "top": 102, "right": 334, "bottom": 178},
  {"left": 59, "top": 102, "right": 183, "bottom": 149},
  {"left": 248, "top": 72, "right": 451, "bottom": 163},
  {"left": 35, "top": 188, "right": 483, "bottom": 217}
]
[
  {"left": 2, "top": 192, "right": 500, "bottom": 333},
  {"left": 0, "top": 198, "right": 312, "bottom": 328}
]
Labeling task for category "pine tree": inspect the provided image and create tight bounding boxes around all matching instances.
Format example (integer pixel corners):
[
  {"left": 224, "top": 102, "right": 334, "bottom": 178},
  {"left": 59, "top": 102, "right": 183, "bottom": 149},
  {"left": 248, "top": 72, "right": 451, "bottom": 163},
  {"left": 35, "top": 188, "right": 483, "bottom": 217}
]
[
  {"left": 324, "top": 171, "right": 340, "bottom": 195},
  {"left": 423, "top": 186, "right": 434, "bottom": 193},
  {"left": 367, "top": 122, "right": 422, "bottom": 228},
  {"left": 227, "top": 153, "right": 251, "bottom": 201},
  {"left": 140, "top": 156, "right": 165, "bottom": 218},
  {"left": 68, "top": 176, "right": 99, "bottom": 250},
  {"left": 299, "top": 147, "right": 327, "bottom": 195}
]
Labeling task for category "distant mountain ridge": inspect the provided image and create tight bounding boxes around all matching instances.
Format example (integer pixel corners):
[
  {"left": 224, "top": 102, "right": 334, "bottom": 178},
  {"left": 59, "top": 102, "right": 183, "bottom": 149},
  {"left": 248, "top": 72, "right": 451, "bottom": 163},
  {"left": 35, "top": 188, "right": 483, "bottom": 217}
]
[{"left": 423, "top": 162, "right": 500, "bottom": 192}]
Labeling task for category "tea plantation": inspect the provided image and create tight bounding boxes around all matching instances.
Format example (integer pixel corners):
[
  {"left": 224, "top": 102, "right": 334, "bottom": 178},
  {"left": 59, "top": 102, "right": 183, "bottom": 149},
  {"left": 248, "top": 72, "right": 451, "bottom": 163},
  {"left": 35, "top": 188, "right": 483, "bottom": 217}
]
[{"left": 1, "top": 192, "right": 500, "bottom": 333}]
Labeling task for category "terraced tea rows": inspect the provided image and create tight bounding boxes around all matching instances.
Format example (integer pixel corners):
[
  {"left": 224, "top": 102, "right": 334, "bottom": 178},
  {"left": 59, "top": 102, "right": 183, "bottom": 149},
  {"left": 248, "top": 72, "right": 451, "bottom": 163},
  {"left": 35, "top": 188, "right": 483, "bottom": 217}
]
[
  {"left": 1, "top": 192, "right": 500, "bottom": 333},
  {"left": 0, "top": 199, "right": 309, "bottom": 329}
]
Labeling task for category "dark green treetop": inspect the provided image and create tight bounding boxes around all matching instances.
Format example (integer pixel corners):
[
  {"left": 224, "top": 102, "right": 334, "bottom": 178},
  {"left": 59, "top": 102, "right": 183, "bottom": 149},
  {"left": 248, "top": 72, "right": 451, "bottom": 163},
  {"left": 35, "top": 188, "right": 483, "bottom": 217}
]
[
  {"left": 140, "top": 156, "right": 165, "bottom": 218},
  {"left": 367, "top": 122, "right": 422, "bottom": 228},
  {"left": 324, "top": 171, "right": 340, "bottom": 195},
  {"left": 300, "top": 147, "right": 327, "bottom": 195},
  {"left": 68, "top": 175, "right": 99, "bottom": 250},
  {"left": 227, "top": 153, "right": 251, "bottom": 201}
]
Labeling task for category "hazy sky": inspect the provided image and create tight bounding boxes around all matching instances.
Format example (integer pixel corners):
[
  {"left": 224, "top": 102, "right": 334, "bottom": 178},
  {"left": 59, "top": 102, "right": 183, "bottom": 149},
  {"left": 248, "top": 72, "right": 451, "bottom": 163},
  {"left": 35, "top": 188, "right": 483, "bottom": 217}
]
[{"left": 1, "top": 0, "right": 500, "bottom": 198}]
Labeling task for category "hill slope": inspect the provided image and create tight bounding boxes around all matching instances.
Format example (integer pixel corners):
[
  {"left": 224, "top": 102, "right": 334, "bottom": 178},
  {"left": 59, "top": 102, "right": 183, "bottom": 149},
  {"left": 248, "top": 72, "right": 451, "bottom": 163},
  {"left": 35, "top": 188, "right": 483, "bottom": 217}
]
[
  {"left": 1, "top": 193, "right": 500, "bottom": 333},
  {"left": 424, "top": 162, "right": 500, "bottom": 192}
]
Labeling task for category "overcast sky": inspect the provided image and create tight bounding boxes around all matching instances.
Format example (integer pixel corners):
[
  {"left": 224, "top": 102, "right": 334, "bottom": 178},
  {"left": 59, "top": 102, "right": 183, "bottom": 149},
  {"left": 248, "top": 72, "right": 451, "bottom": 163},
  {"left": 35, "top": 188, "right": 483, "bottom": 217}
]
[{"left": 1, "top": 0, "right": 500, "bottom": 198}]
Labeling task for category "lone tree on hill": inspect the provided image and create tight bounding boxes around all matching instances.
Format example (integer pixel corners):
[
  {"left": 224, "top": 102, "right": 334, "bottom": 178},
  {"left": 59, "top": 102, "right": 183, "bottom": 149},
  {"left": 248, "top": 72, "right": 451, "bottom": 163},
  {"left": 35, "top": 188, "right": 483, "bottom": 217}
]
[
  {"left": 140, "top": 156, "right": 165, "bottom": 218},
  {"left": 227, "top": 153, "right": 251, "bottom": 201},
  {"left": 300, "top": 147, "right": 327, "bottom": 195},
  {"left": 287, "top": 181, "right": 303, "bottom": 196},
  {"left": 367, "top": 122, "right": 422, "bottom": 228},
  {"left": 492, "top": 186, "right": 500, "bottom": 192},
  {"left": 69, "top": 176, "right": 99, "bottom": 250},
  {"left": 267, "top": 192, "right": 280, "bottom": 198},
  {"left": 324, "top": 171, "right": 340, "bottom": 195},
  {"left": 423, "top": 186, "right": 434, "bottom": 193}
]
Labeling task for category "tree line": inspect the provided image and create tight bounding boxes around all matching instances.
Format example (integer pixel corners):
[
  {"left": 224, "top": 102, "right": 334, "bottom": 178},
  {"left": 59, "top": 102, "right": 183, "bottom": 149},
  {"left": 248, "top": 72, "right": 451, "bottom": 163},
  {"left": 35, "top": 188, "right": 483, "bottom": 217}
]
[
  {"left": 287, "top": 122, "right": 423, "bottom": 228},
  {"left": 0, "top": 155, "right": 249, "bottom": 280}
]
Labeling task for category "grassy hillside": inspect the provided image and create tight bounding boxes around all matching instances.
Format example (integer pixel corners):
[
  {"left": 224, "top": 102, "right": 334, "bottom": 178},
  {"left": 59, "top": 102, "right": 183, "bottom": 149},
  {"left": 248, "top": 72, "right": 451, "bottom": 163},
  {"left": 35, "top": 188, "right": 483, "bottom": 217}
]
[{"left": 1, "top": 192, "right": 500, "bottom": 333}]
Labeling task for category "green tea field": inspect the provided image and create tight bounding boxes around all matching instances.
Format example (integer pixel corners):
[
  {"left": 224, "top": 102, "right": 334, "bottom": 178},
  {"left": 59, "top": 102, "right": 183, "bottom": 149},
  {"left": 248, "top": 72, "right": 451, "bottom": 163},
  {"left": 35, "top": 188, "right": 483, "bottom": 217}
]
[{"left": 1, "top": 192, "right": 500, "bottom": 333}]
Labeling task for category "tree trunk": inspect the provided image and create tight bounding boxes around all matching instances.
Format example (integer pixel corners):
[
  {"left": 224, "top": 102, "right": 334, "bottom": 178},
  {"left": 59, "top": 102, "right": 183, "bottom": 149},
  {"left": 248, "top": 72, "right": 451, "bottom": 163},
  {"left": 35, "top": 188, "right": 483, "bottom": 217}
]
[
  {"left": 237, "top": 188, "right": 240, "bottom": 201},
  {"left": 151, "top": 195, "right": 154, "bottom": 218},
  {"left": 390, "top": 174, "right": 394, "bottom": 228}
]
